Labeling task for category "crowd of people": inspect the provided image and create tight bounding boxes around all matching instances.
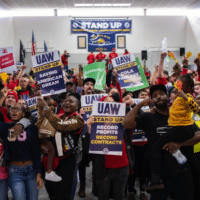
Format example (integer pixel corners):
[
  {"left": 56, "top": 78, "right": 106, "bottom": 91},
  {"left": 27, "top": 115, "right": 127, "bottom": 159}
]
[{"left": 0, "top": 49, "right": 200, "bottom": 200}]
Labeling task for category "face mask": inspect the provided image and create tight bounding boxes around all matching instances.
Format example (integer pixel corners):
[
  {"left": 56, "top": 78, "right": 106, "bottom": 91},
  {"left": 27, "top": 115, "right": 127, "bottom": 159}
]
[{"left": 111, "top": 93, "right": 120, "bottom": 102}]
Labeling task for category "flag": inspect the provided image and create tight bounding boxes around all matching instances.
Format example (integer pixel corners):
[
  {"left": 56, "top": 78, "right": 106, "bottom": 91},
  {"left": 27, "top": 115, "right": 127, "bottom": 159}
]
[
  {"left": 32, "top": 31, "right": 36, "bottom": 56},
  {"left": 44, "top": 40, "right": 48, "bottom": 52},
  {"left": 19, "top": 40, "right": 25, "bottom": 64}
]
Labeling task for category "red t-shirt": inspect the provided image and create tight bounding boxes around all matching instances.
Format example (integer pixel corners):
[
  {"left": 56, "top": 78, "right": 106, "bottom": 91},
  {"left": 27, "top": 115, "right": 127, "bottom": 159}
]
[
  {"left": 87, "top": 53, "right": 95, "bottom": 64},
  {"left": 123, "top": 52, "right": 130, "bottom": 55},
  {"left": 8, "top": 79, "right": 19, "bottom": 90},
  {"left": 105, "top": 138, "right": 129, "bottom": 168},
  {"left": 0, "top": 107, "right": 11, "bottom": 123},
  {"left": 61, "top": 54, "right": 68, "bottom": 66},
  {"left": 96, "top": 53, "right": 106, "bottom": 62},
  {"left": 157, "top": 77, "right": 168, "bottom": 85},
  {"left": 109, "top": 52, "right": 118, "bottom": 64}
]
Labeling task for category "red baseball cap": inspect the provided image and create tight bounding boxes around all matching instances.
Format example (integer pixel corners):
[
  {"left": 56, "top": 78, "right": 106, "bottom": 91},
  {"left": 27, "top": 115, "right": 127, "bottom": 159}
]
[{"left": 7, "top": 91, "right": 18, "bottom": 102}]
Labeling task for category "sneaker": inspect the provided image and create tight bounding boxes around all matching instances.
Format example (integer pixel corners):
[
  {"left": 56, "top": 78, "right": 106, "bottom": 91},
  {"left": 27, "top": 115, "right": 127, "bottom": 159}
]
[
  {"left": 78, "top": 183, "right": 86, "bottom": 198},
  {"left": 128, "top": 192, "right": 135, "bottom": 200},
  {"left": 140, "top": 192, "right": 148, "bottom": 200},
  {"left": 142, "top": 179, "right": 165, "bottom": 190},
  {"left": 45, "top": 171, "right": 62, "bottom": 182}
]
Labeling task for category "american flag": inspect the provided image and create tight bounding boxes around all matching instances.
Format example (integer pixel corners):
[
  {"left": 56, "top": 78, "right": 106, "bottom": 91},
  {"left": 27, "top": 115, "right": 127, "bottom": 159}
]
[{"left": 32, "top": 31, "right": 36, "bottom": 55}]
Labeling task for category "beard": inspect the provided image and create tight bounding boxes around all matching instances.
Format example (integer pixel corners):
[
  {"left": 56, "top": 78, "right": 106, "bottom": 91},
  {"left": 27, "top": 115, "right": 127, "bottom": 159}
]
[{"left": 154, "top": 99, "right": 168, "bottom": 109}]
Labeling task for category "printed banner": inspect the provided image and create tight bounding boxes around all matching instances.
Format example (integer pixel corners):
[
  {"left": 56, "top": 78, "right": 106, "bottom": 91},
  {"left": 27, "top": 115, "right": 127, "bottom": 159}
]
[
  {"left": 0, "top": 47, "right": 17, "bottom": 72},
  {"left": 132, "top": 98, "right": 149, "bottom": 143},
  {"left": 88, "top": 32, "right": 115, "bottom": 52},
  {"left": 112, "top": 54, "right": 149, "bottom": 91},
  {"left": 89, "top": 101, "right": 125, "bottom": 155},
  {"left": 83, "top": 62, "right": 106, "bottom": 90},
  {"left": 26, "top": 97, "right": 38, "bottom": 117},
  {"left": 71, "top": 20, "right": 132, "bottom": 34},
  {"left": 81, "top": 94, "right": 108, "bottom": 136},
  {"left": 32, "top": 50, "right": 66, "bottom": 96}
]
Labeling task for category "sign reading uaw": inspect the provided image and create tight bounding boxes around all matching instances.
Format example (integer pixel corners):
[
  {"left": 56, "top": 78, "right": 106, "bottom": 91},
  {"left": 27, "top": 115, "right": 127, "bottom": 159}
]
[{"left": 71, "top": 19, "right": 132, "bottom": 51}]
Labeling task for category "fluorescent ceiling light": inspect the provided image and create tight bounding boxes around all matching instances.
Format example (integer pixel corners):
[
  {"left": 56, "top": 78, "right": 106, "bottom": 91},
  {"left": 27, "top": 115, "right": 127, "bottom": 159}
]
[
  {"left": 94, "top": 4, "right": 112, "bottom": 6},
  {"left": 0, "top": 9, "right": 54, "bottom": 17},
  {"left": 74, "top": 4, "right": 93, "bottom": 7},
  {"left": 113, "top": 4, "right": 131, "bottom": 7}
]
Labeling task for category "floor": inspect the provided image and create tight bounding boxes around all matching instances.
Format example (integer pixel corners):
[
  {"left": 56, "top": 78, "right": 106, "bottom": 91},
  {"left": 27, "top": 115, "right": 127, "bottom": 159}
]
[{"left": 8, "top": 165, "right": 150, "bottom": 200}]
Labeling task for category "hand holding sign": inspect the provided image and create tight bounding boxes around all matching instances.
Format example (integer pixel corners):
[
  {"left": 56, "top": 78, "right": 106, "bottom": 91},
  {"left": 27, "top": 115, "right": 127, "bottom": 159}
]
[{"left": 161, "top": 52, "right": 168, "bottom": 60}]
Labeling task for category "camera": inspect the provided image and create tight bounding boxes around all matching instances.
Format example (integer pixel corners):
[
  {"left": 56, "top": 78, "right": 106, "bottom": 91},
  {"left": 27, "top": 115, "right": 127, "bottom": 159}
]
[{"left": 65, "top": 53, "right": 70, "bottom": 58}]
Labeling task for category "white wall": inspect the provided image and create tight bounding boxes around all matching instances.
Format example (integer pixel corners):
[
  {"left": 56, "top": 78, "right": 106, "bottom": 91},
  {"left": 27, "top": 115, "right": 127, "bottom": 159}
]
[
  {"left": 186, "top": 16, "right": 200, "bottom": 63},
  {"left": 0, "top": 17, "right": 14, "bottom": 49},
  {"left": 12, "top": 16, "right": 188, "bottom": 72}
]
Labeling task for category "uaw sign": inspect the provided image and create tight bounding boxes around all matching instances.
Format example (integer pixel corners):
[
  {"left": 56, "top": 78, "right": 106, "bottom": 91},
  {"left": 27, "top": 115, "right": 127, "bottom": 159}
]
[{"left": 71, "top": 19, "right": 132, "bottom": 52}]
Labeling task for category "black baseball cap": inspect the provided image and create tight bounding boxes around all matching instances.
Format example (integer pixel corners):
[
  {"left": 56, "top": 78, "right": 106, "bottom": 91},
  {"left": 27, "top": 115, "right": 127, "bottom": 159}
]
[
  {"left": 150, "top": 85, "right": 167, "bottom": 98},
  {"left": 66, "top": 82, "right": 73, "bottom": 86},
  {"left": 83, "top": 78, "right": 96, "bottom": 86}
]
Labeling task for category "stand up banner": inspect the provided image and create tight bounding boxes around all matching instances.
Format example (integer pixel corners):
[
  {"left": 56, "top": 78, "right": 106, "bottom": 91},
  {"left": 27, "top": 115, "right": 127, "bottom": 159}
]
[
  {"left": 26, "top": 97, "right": 38, "bottom": 117},
  {"left": 32, "top": 50, "right": 66, "bottom": 96},
  {"left": 83, "top": 62, "right": 106, "bottom": 90},
  {"left": 89, "top": 101, "right": 125, "bottom": 155},
  {"left": 81, "top": 94, "right": 108, "bottom": 136},
  {"left": 112, "top": 54, "right": 149, "bottom": 91},
  {"left": 0, "top": 47, "right": 17, "bottom": 72}
]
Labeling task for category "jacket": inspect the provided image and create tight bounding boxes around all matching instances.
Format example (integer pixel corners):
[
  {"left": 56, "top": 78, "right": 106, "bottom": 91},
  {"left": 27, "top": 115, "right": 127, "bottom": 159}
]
[{"left": 44, "top": 108, "right": 84, "bottom": 157}]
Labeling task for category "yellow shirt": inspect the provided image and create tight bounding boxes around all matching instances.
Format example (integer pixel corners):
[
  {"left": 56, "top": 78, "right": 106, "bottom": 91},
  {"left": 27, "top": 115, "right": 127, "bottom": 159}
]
[
  {"left": 168, "top": 94, "right": 198, "bottom": 126},
  {"left": 192, "top": 113, "right": 200, "bottom": 153}
]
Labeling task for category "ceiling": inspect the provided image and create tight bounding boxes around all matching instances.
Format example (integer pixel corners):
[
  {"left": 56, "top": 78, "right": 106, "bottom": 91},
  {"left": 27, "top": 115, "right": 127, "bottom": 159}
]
[{"left": 0, "top": 0, "right": 200, "bottom": 10}]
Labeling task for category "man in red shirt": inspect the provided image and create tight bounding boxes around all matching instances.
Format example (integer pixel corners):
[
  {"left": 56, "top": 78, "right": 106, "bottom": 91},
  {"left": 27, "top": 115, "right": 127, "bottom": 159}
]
[
  {"left": 108, "top": 48, "right": 118, "bottom": 70},
  {"left": 96, "top": 49, "right": 107, "bottom": 62},
  {"left": 87, "top": 51, "right": 96, "bottom": 64},
  {"left": 123, "top": 49, "right": 130, "bottom": 55},
  {"left": 61, "top": 50, "right": 69, "bottom": 73},
  {"left": 0, "top": 91, "right": 18, "bottom": 123}
]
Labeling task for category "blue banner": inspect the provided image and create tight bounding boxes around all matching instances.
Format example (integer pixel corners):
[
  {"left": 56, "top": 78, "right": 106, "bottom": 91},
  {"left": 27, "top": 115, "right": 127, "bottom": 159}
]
[
  {"left": 32, "top": 51, "right": 66, "bottom": 96},
  {"left": 89, "top": 101, "right": 126, "bottom": 155},
  {"left": 71, "top": 20, "right": 132, "bottom": 34},
  {"left": 88, "top": 32, "right": 115, "bottom": 52}
]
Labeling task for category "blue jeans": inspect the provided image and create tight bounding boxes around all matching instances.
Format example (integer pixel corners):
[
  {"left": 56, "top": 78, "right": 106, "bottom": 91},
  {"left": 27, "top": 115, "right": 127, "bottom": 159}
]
[
  {"left": 9, "top": 163, "right": 38, "bottom": 200},
  {"left": 71, "top": 163, "right": 78, "bottom": 200},
  {"left": 64, "top": 65, "right": 69, "bottom": 73},
  {"left": 0, "top": 179, "right": 8, "bottom": 200}
]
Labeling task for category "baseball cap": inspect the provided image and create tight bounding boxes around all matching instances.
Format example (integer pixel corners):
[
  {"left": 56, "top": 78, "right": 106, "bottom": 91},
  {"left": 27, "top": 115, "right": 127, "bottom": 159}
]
[
  {"left": 83, "top": 78, "right": 95, "bottom": 86},
  {"left": 150, "top": 85, "right": 167, "bottom": 98}
]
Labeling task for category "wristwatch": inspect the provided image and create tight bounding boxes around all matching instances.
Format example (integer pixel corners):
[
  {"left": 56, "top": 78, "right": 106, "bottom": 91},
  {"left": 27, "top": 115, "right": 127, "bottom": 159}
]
[{"left": 44, "top": 106, "right": 49, "bottom": 111}]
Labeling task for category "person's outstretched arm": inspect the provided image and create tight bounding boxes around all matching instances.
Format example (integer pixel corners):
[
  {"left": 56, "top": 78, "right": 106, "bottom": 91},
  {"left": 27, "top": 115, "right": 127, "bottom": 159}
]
[
  {"left": 122, "top": 98, "right": 152, "bottom": 129},
  {"left": 157, "top": 52, "right": 167, "bottom": 78}
]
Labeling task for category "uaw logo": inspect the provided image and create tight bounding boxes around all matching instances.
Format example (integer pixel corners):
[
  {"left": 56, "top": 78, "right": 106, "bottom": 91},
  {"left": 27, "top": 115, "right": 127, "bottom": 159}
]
[
  {"left": 73, "top": 22, "right": 79, "bottom": 28},
  {"left": 2, "top": 49, "right": 8, "bottom": 54},
  {"left": 103, "top": 148, "right": 109, "bottom": 154},
  {"left": 125, "top": 22, "right": 130, "bottom": 28},
  {"left": 50, "top": 90, "right": 55, "bottom": 94}
]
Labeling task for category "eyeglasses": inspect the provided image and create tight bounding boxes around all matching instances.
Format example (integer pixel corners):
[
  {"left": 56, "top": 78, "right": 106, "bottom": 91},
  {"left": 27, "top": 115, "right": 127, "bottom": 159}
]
[{"left": 10, "top": 107, "right": 23, "bottom": 112}]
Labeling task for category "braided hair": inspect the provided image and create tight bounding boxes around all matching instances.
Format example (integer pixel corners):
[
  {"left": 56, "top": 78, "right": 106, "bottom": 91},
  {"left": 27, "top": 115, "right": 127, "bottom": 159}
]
[{"left": 180, "top": 74, "right": 194, "bottom": 93}]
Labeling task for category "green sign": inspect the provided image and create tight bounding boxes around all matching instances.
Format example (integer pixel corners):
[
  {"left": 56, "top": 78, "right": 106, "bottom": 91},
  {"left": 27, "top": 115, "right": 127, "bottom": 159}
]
[
  {"left": 126, "top": 57, "right": 149, "bottom": 92},
  {"left": 83, "top": 62, "right": 106, "bottom": 90}
]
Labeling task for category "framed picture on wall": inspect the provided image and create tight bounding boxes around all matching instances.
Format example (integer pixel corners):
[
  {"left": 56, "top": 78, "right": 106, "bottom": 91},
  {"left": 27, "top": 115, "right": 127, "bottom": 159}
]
[
  {"left": 78, "top": 36, "right": 86, "bottom": 49},
  {"left": 117, "top": 35, "right": 126, "bottom": 49}
]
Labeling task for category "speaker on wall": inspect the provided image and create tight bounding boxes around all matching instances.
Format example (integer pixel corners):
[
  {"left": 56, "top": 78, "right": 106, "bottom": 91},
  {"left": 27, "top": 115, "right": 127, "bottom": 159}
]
[
  {"left": 141, "top": 50, "right": 147, "bottom": 60},
  {"left": 180, "top": 48, "right": 185, "bottom": 56}
]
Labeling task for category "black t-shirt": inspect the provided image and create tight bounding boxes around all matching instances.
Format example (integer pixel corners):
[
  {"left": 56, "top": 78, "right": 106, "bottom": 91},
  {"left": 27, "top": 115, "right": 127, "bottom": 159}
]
[{"left": 135, "top": 111, "right": 199, "bottom": 176}]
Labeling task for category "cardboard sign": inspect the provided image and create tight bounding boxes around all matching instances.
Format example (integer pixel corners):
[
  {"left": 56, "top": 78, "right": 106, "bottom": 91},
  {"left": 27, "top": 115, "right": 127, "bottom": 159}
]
[
  {"left": 32, "top": 50, "right": 66, "bottom": 96},
  {"left": 89, "top": 101, "right": 125, "bottom": 155},
  {"left": 0, "top": 47, "right": 17, "bottom": 72}
]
